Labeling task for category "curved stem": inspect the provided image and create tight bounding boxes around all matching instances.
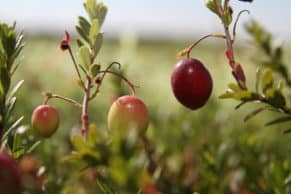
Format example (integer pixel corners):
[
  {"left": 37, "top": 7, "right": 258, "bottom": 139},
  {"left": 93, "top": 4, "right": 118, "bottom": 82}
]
[
  {"left": 232, "top": 10, "right": 250, "bottom": 43},
  {"left": 186, "top": 34, "right": 226, "bottom": 58},
  {"left": 106, "top": 61, "right": 121, "bottom": 71},
  {"left": 68, "top": 46, "right": 83, "bottom": 82},
  {"left": 98, "top": 70, "right": 137, "bottom": 96},
  {"left": 89, "top": 62, "right": 123, "bottom": 100},
  {"left": 43, "top": 94, "right": 82, "bottom": 108}
]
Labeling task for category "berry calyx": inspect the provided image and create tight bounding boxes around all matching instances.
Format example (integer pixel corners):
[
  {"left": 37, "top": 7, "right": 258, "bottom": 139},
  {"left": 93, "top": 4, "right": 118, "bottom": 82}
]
[
  {"left": 107, "top": 95, "right": 149, "bottom": 134},
  {"left": 171, "top": 58, "right": 213, "bottom": 110},
  {"left": 0, "top": 150, "right": 22, "bottom": 194},
  {"left": 31, "top": 105, "right": 60, "bottom": 137}
]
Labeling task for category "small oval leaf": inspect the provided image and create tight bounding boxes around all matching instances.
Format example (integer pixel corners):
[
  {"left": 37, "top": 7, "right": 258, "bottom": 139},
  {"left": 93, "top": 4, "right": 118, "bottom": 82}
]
[
  {"left": 262, "top": 69, "right": 273, "bottom": 93},
  {"left": 265, "top": 116, "right": 291, "bottom": 126},
  {"left": 79, "top": 46, "right": 91, "bottom": 67}
]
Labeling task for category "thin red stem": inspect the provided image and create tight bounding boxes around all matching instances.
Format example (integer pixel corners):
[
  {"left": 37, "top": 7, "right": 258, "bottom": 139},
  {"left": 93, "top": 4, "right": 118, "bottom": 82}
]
[
  {"left": 224, "top": 27, "right": 236, "bottom": 69},
  {"left": 81, "top": 76, "right": 91, "bottom": 139},
  {"left": 98, "top": 70, "right": 137, "bottom": 96},
  {"left": 89, "top": 62, "right": 122, "bottom": 100},
  {"left": 232, "top": 10, "right": 250, "bottom": 43},
  {"left": 43, "top": 94, "right": 82, "bottom": 108},
  {"left": 186, "top": 34, "right": 226, "bottom": 58},
  {"left": 68, "top": 46, "right": 83, "bottom": 83}
]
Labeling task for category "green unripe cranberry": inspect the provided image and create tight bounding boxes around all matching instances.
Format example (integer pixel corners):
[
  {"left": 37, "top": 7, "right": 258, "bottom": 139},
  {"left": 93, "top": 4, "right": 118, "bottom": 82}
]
[
  {"left": 31, "top": 105, "right": 60, "bottom": 137},
  {"left": 107, "top": 95, "right": 149, "bottom": 134},
  {"left": 0, "top": 150, "right": 22, "bottom": 194}
]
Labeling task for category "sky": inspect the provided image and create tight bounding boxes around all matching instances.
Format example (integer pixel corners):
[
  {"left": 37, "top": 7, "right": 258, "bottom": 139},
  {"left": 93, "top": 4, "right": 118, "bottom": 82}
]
[{"left": 0, "top": 0, "right": 290, "bottom": 40}]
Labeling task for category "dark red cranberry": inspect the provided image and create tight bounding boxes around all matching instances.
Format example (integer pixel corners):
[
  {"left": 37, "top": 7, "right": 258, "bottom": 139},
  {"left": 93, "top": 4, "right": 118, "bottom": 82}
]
[
  {"left": 0, "top": 150, "right": 22, "bottom": 194},
  {"left": 171, "top": 58, "right": 213, "bottom": 110}
]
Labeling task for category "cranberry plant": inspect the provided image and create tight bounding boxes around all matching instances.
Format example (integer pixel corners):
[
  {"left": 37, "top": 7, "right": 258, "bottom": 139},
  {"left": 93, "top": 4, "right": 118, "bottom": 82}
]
[
  {"left": 0, "top": 23, "right": 24, "bottom": 153},
  {"left": 0, "top": 22, "right": 45, "bottom": 194},
  {"left": 30, "top": 0, "right": 153, "bottom": 193},
  {"left": 176, "top": 0, "right": 291, "bottom": 132},
  {"left": 173, "top": 0, "right": 291, "bottom": 193},
  {"left": 0, "top": 0, "right": 291, "bottom": 194}
]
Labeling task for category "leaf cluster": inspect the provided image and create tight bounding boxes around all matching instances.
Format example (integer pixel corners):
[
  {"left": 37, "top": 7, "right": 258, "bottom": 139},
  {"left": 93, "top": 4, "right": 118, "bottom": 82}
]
[
  {"left": 245, "top": 20, "right": 291, "bottom": 86},
  {"left": 220, "top": 68, "right": 291, "bottom": 133},
  {"left": 64, "top": 125, "right": 110, "bottom": 167},
  {"left": 76, "top": 0, "right": 107, "bottom": 74},
  {"left": 206, "top": 0, "right": 233, "bottom": 26},
  {"left": 0, "top": 23, "right": 31, "bottom": 156}
]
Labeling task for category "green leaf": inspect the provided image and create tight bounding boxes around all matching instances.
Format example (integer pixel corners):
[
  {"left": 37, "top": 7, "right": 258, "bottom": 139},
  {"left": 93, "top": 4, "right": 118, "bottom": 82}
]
[
  {"left": 262, "top": 69, "right": 273, "bottom": 93},
  {"left": 88, "top": 125, "right": 99, "bottom": 145},
  {"left": 77, "top": 64, "right": 88, "bottom": 76},
  {"left": 96, "top": 178, "right": 115, "bottom": 194},
  {"left": 0, "top": 52, "right": 5, "bottom": 69},
  {"left": 244, "top": 107, "right": 267, "bottom": 122},
  {"left": 265, "top": 88, "right": 286, "bottom": 108},
  {"left": 0, "top": 96, "right": 4, "bottom": 113},
  {"left": 10, "top": 44, "right": 23, "bottom": 67},
  {"left": 96, "top": 3, "right": 107, "bottom": 27},
  {"left": 1, "top": 116, "right": 24, "bottom": 142},
  {"left": 255, "top": 68, "right": 262, "bottom": 92},
  {"left": 79, "top": 46, "right": 91, "bottom": 67},
  {"left": 71, "top": 135, "right": 90, "bottom": 151},
  {"left": 0, "top": 79, "right": 4, "bottom": 96},
  {"left": 89, "top": 64, "right": 100, "bottom": 78},
  {"left": 7, "top": 79, "right": 24, "bottom": 102},
  {"left": 93, "top": 33, "right": 103, "bottom": 58},
  {"left": 222, "top": 11, "right": 232, "bottom": 26},
  {"left": 205, "top": 1, "right": 219, "bottom": 15},
  {"left": 4, "top": 96, "right": 16, "bottom": 122},
  {"left": 62, "top": 153, "right": 81, "bottom": 164},
  {"left": 1, "top": 31, "right": 16, "bottom": 58},
  {"left": 233, "top": 90, "right": 252, "bottom": 100},
  {"left": 76, "top": 26, "right": 91, "bottom": 45},
  {"left": 27, "top": 140, "right": 41, "bottom": 154},
  {"left": 235, "top": 101, "right": 248, "bottom": 109},
  {"left": 265, "top": 116, "right": 291, "bottom": 126},
  {"left": 203, "top": 151, "right": 215, "bottom": 166},
  {"left": 10, "top": 32, "right": 24, "bottom": 65},
  {"left": 228, "top": 83, "right": 241, "bottom": 92},
  {"left": 12, "top": 132, "right": 24, "bottom": 158},
  {"left": 0, "top": 67, "right": 11, "bottom": 94},
  {"left": 219, "top": 92, "right": 234, "bottom": 99},
  {"left": 277, "top": 80, "right": 284, "bottom": 91},
  {"left": 80, "top": 149, "right": 101, "bottom": 166},
  {"left": 78, "top": 16, "right": 91, "bottom": 35},
  {"left": 84, "top": 0, "right": 97, "bottom": 21},
  {"left": 10, "top": 63, "right": 20, "bottom": 76},
  {"left": 89, "top": 19, "right": 100, "bottom": 45}
]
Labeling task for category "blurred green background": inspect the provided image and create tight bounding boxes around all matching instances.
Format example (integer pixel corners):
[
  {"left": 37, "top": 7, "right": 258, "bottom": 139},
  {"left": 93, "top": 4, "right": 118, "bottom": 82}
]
[{"left": 11, "top": 32, "right": 291, "bottom": 193}]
